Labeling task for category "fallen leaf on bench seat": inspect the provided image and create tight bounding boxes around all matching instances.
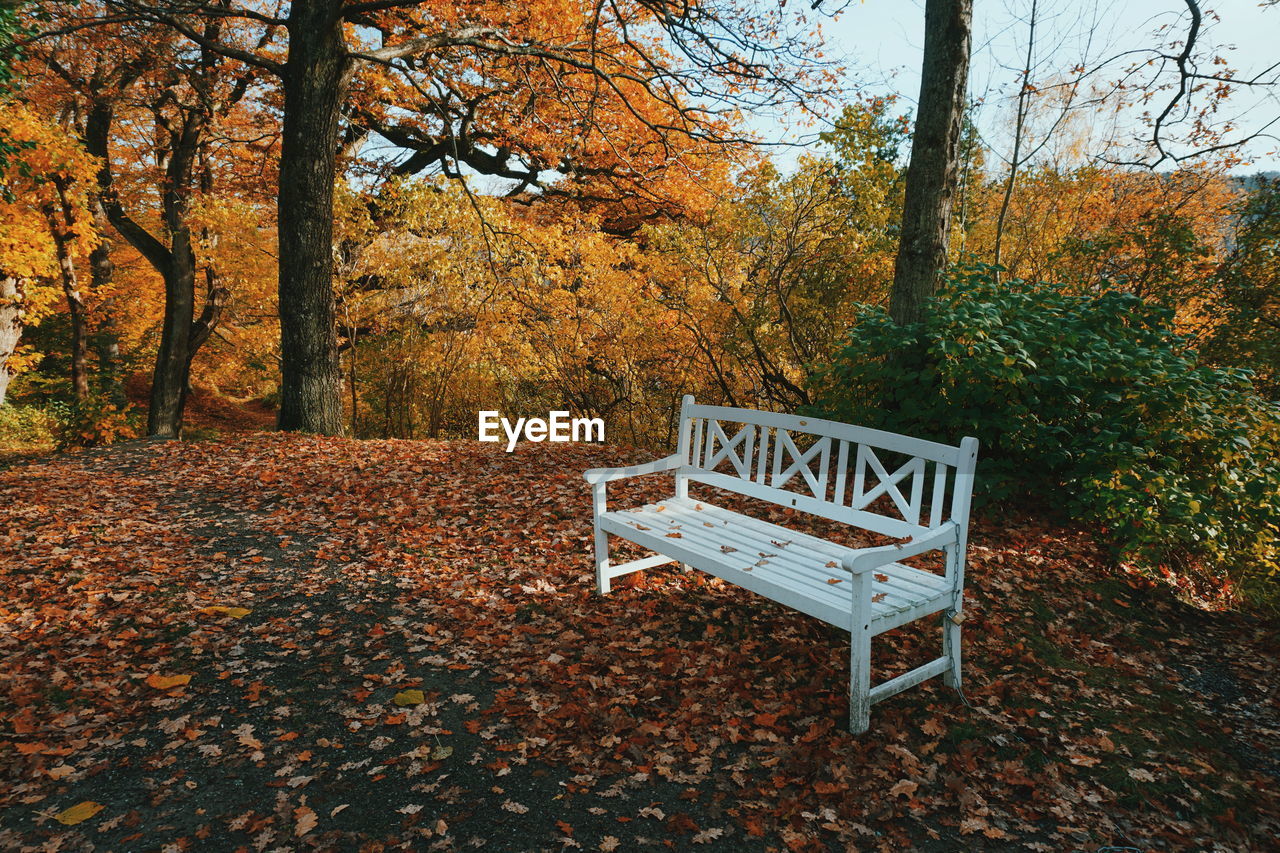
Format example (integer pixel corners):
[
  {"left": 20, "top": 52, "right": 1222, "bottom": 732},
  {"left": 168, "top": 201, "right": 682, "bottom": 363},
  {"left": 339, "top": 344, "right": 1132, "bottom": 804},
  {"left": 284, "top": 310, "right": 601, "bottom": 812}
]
[
  {"left": 827, "top": 578, "right": 842, "bottom": 585},
  {"left": 757, "top": 552, "right": 776, "bottom": 558},
  {"left": 825, "top": 560, "right": 838, "bottom": 568},
  {"left": 703, "top": 522, "right": 715, "bottom": 527},
  {"left": 694, "top": 503, "right": 703, "bottom": 510},
  {"left": 634, "top": 524, "right": 650, "bottom": 531},
  {"left": 719, "top": 545, "right": 737, "bottom": 553},
  {"left": 875, "top": 573, "right": 889, "bottom": 582},
  {"left": 665, "top": 532, "right": 682, "bottom": 538},
  {"left": 872, "top": 593, "right": 888, "bottom": 603}
]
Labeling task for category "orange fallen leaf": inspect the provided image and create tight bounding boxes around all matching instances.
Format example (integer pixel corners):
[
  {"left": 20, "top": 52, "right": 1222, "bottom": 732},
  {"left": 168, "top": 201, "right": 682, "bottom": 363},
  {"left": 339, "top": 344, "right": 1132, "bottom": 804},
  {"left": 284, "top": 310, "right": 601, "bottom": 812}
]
[{"left": 146, "top": 673, "right": 191, "bottom": 690}]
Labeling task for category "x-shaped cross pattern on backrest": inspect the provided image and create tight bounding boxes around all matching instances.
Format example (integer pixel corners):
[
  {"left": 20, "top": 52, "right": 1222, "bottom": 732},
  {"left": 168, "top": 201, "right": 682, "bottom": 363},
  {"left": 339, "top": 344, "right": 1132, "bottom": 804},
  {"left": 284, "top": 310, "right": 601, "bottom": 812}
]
[
  {"left": 770, "top": 430, "right": 830, "bottom": 499},
  {"left": 852, "top": 445, "right": 925, "bottom": 525},
  {"left": 704, "top": 420, "right": 754, "bottom": 479}
]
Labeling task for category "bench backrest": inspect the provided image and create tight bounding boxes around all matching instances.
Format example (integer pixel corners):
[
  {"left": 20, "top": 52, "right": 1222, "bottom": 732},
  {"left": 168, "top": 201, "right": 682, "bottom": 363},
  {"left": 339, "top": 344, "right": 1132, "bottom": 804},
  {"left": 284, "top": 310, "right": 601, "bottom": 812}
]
[{"left": 675, "top": 396, "right": 979, "bottom": 540}]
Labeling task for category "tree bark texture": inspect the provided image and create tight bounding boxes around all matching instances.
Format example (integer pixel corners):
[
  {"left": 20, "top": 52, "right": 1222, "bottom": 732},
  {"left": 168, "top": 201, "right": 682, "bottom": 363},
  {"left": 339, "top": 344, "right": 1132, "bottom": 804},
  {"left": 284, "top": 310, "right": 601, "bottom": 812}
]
[
  {"left": 890, "top": 0, "right": 973, "bottom": 325},
  {"left": 276, "top": 0, "right": 349, "bottom": 434},
  {"left": 0, "top": 276, "right": 22, "bottom": 405},
  {"left": 46, "top": 178, "right": 91, "bottom": 402}
]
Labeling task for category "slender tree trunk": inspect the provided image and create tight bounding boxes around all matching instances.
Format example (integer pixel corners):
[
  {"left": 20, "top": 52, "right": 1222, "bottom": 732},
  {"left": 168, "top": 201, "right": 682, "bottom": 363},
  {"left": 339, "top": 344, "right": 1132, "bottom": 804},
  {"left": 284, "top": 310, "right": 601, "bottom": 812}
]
[
  {"left": 0, "top": 276, "right": 22, "bottom": 405},
  {"left": 890, "top": 0, "right": 973, "bottom": 325},
  {"left": 277, "top": 1, "right": 348, "bottom": 434},
  {"left": 46, "top": 179, "right": 91, "bottom": 402},
  {"left": 992, "top": 0, "right": 1038, "bottom": 277},
  {"left": 89, "top": 196, "right": 124, "bottom": 404}
]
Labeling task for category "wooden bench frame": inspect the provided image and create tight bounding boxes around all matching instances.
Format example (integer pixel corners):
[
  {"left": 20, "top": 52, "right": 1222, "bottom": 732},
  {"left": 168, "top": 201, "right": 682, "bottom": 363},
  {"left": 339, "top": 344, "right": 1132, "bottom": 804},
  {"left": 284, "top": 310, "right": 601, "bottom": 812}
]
[{"left": 584, "top": 395, "right": 979, "bottom": 733}]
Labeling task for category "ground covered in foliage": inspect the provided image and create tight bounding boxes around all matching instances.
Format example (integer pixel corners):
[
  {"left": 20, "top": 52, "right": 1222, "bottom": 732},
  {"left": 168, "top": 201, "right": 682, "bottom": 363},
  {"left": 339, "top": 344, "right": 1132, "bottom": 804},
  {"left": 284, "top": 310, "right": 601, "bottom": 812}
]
[{"left": 0, "top": 436, "right": 1276, "bottom": 851}]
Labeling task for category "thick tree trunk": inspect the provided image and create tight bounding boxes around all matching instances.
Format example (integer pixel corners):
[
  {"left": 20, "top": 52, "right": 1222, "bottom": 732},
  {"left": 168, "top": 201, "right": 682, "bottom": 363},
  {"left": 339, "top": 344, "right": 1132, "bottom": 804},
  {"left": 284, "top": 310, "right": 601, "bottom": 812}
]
[
  {"left": 0, "top": 276, "right": 22, "bottom": 405},
  {"left": 148, "top": 242, "right": 197, "bottom": 438},
  {"left": 889, "top": 0, "right": 973, "bottom": 325},
  {"left": 276, "top": 1, "right": 348, "bottom": 434}
]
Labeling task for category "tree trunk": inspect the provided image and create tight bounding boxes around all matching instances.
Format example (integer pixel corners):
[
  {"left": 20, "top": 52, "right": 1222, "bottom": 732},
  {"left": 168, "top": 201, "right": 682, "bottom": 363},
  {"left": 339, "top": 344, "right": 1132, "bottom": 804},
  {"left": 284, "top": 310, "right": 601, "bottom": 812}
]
[
  {"left": 47, "top": 178, "right": 91, "bottom": 402},
  {"left": 0, "top": 276, "right": 22, "bottom": 405},
  {"left": 89, "top": 195, "right": 124, "bottom": 404},
  {"left": 992, "top": 0, "right": 1038, "bottom": 278},
  {"left": 147, "top": 243, "right": 197, "bottom": 438},
  {"left": 276, "top": 1, "right": 348, "bottom": 434},
  {"left": 889, "top": 0, "right": 973, "bottom": 325},
  {"left": 87, "top": 93, "right": 225, "bottom": 439}
]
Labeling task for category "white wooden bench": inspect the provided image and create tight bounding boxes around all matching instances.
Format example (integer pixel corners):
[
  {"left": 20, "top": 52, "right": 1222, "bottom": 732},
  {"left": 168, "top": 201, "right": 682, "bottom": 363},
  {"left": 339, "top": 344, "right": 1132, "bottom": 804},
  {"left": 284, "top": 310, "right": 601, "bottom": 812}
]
[{"left": 584, "top": 396, "right": 979, "bottom": 733}]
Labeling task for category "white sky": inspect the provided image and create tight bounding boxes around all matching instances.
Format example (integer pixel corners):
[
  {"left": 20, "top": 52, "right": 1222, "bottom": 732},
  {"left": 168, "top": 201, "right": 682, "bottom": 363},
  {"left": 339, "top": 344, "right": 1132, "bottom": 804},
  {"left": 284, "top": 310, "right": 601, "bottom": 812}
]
[{"left": 758, "top": 0, "right": 1280, "bottom": 173}]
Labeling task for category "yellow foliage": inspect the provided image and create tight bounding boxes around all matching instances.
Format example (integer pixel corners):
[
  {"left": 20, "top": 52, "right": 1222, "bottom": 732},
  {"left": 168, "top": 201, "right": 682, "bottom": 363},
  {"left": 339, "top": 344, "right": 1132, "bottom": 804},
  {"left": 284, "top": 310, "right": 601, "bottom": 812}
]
[{"left": 0, "top": 102, "right": 99, "bottom": 318}]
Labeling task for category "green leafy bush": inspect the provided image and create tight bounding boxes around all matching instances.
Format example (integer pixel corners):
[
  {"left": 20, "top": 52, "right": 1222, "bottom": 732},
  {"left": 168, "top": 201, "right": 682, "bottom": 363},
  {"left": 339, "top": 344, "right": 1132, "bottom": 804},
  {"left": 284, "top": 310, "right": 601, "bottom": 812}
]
[
  {"left": 810, "top": 267, "right": 1280, "bottom": 608},
  {"left": 0, "top": 404, "right": 60, "bottom": 454}
]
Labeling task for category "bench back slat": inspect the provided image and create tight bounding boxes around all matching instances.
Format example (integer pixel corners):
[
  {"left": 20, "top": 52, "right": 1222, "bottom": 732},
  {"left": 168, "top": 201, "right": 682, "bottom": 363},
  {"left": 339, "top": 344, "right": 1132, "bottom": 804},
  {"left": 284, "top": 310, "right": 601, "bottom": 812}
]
[{"left": 675, "top": 397, "right": 979, "bottom": 540}]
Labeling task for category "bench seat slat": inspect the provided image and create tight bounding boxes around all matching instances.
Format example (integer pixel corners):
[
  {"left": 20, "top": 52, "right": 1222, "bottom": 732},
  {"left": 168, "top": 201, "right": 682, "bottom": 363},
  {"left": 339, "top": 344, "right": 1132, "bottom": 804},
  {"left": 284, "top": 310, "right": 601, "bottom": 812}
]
[
  {"left": 602, "top": 498, "right": 952, "bottom": 631},
  {"left": 687, "top": 503, "right": 949, "bottom": 601}
]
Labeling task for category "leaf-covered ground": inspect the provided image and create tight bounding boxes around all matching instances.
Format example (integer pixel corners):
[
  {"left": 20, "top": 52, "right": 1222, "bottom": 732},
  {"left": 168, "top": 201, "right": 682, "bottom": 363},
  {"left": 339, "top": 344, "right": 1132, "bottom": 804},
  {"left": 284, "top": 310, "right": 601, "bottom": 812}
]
[{"left": 0, "top": 435, "right": 1276, "bottom": 851}]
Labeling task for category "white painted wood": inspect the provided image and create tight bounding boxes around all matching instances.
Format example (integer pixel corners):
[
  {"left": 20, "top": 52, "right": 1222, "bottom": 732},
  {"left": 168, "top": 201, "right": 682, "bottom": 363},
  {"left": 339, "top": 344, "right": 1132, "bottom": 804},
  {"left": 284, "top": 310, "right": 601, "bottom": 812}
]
[
  {"left": 602, "top": 553, "right": 676, "bottom": 582},
  {"left": 868, "top": 656, "right": 950, "bottom": 705},
  {"left": 592, "top": 482, "right": 611, "bottom": 594},
  {"left": 850, "top": 569, "right": 872, "bottom": 734},
  {"left": 675, "top": 394, "right": 694, "bottom": 500},
  {"left": 942, "top": 610, "right": 962, "bottom": 689},
  {"left": 687, "top": 403, "right": 967, "bottom": 466},
  {"left": 582, "top": 397, "right": 979, "bottom": 734},
  {"left": 584, "top": 453, "right": 684, "bottom": 484},
  {"left": 930, "top": 462, "right": 947, "bottom": 528}
]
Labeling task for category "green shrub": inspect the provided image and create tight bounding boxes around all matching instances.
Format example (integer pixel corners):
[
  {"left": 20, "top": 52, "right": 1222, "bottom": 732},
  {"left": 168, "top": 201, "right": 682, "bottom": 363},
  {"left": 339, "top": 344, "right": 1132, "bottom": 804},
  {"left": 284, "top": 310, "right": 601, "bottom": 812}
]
[
  {"left": 0, "top": 404, "right": 60, "bottom": 453},
  {"left": 810, "top": 267, "right": 1280, "bottom": 608}
]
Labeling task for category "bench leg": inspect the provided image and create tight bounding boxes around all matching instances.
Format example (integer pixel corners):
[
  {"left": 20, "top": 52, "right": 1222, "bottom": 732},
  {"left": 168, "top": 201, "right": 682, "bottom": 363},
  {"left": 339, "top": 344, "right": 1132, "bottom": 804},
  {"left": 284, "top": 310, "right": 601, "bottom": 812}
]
[
  {"left": 942, "top": 610, "right": 962, "bottom": 690},
  {"left": 594, "top": 522, "right": 611, "bottom": 595},
  {"left": 849, "top": 622, "right": 871, "bottom": 734}
]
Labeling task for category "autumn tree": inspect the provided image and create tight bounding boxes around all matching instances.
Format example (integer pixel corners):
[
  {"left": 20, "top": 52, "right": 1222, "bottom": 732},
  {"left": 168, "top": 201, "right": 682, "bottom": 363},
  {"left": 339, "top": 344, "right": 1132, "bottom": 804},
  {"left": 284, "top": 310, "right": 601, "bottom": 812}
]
[
  {"left": 44, "top": 0, "right": 835, "bottom": 434},
  {"left": 0, "top": 103, "right": 98, "bottom": 404},
  {"left": 25, "top": 5, "right": 275, "bottom": 436}
]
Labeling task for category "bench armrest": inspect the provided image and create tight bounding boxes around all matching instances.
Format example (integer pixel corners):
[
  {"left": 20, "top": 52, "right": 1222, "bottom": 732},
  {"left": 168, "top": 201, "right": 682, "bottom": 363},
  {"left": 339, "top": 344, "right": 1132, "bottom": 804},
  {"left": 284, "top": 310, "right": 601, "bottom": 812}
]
[
  {"left": 842, "top": 521, "right": 960, "bottom": 575},
  {"left": 583, "top": 454, "right": 684, "bottom": 485}
]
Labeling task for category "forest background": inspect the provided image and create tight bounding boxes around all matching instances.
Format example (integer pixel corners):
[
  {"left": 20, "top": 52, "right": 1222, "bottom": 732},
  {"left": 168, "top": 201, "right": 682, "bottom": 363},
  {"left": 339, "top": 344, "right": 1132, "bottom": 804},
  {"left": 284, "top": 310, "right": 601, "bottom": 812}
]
[{"left": 1, "top": 0, "right": 1279, "bottom": 608}]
